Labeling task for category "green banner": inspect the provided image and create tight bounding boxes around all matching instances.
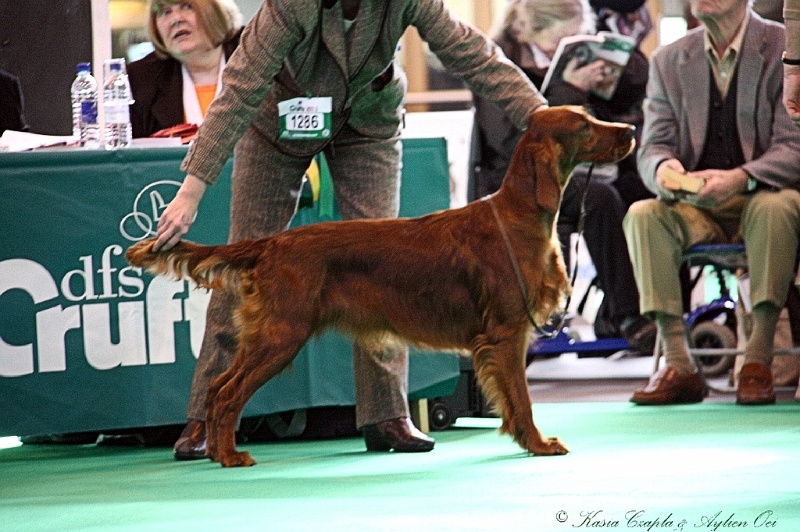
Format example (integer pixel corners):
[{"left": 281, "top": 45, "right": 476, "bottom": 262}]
[{"left": 0, "top": 140, "right": 458, "bottom": 437}]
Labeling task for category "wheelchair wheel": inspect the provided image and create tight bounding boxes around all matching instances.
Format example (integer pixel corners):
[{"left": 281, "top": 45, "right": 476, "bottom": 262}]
[
  {"left": 689, "top": 321, "right": 736, "bottom": 377},
  {"left": 428, "top": 400, "right": 454, "bottom": 431}
]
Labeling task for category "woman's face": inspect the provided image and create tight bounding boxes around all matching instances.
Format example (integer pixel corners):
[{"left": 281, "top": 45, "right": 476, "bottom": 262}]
[
  {"left": 529, "top": 18, "right": 585, "bottom": 59},
  {"left": 508, "top": 6, "right": 532, "bottom": 42},
  {"left": 155, "top": 2, "right": 215, "bottom": 59}
]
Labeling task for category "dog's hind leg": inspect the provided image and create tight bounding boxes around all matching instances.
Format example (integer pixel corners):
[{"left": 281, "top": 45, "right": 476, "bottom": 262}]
[
  {"left": 208, "top": 323, "right": 313, "bottom": 467},
  {"left": 205, "top": 364, "right": 238, "bottom": 463},
  {"left": 473, "top": 331, "right": 569, "bottom": 456}
]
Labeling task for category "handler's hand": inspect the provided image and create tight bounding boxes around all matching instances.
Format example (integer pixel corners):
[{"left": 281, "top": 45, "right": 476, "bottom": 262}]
[{"left": 154, "top": 174, "right": 207, "bottom": 251}]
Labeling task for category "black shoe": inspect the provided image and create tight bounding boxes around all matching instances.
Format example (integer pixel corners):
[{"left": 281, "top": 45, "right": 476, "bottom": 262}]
[
  {"left": 173, "top": 420, "right": 207, "bottom": 460},
  {"left": 620, "top": 315, "right": 657, "bottom": 354},
  {"left": 362, "top": 417, "right": 435, "bottom": 452}
]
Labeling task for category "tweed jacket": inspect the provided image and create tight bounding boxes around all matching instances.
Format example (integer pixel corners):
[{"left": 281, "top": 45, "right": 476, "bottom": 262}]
[
  {"left": 637, "top": 12, "right": 800, "bottom": 194},
  {"left": 128, "top": 31, "right": 242, "bottom": 138},
  {"left": 182, "top": 0, "right": 547, "bottom": 185}
]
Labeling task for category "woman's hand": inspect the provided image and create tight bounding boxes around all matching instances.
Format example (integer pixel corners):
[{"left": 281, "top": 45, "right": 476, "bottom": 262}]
[
  {"left": 562, "top": 58, "right": 606, "bottom": 92},
  {"left": 153, "top": 174, "right": 207, "bottom": 251}
]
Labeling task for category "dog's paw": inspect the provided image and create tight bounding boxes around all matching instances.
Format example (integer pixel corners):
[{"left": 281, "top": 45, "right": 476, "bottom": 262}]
[
  {"left": 529, "top": 436, "right": 569, "bottom": 456},
  {"left": 219, "top": 451, "right": 258, "bottom": 467}
]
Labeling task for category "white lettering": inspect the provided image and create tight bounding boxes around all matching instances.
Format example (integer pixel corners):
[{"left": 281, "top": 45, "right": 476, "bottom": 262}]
[
  {"left": 0, "top": 260, "right": 59, "bottom": 377},
  {"left": 35, "top": 305, "right": 80, "bottom": 372},
  {"left": 185, "top": 284, "right": 211, "bottom": 358},
  {"left": 146, "top": 277, "right": 185, "bottom": 364},
  {"left": 0, "top": 252, "right": 208, "bottom": 376},
  {"left": 98, "top": 245, "right": 122, "bottom": 299},
  {"left": 61, "top": 255, "right": 98, "bottom": 302},
  {"left": 118, "top": 266, "right": 145, "bottom": 298},
  {"left": 83, "top": 302, "right": 147, "bottom": 369}
]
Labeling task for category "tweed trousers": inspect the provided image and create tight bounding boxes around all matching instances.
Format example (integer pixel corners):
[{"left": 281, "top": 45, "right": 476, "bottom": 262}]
[
  {"left": 623, "top": 189, "right": 800, "bottom": 318},
  {"left": 186, "top": 126, "right": 409, "bottom": 428}
]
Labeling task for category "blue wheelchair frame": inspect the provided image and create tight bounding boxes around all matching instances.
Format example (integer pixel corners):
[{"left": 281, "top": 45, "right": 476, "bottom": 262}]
[{"left": 527, "top": 244, "right": 742, "bottom": 363}]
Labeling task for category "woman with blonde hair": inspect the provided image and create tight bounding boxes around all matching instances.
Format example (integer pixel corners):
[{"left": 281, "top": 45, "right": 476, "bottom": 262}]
[{"left": 128, "top": 0, "right": 244, "bottom": 138}]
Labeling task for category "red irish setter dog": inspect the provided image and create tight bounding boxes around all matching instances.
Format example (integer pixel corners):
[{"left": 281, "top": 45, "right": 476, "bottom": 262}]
[{"left": 126, "top": 106, "right": 635, "bottom": 467}]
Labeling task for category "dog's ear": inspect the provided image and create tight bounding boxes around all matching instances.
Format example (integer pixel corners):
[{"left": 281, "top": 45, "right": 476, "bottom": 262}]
[
  {"left": 534, "top": 143, "right": 562, "bottom": 213},
  {"left": 520, "top": 135, "right": 562, "bottom": 213}
]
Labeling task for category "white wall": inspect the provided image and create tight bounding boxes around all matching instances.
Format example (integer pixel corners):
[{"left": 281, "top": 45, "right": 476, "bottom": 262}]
[
  {"left": 235, "top": 0, "right": 262, "bottom": 22},
  {"left": 402, "top": 110, "right": 474, "bottom": 208}
]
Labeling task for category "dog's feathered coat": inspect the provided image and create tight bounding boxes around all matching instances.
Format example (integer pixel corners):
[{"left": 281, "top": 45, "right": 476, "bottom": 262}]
[{"left": 127, "top": 106, "right": 635, "bottom": 467}]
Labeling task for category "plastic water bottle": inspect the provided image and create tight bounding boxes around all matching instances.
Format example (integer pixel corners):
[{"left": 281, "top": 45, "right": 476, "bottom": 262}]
[
  {"left": 70, "top": 62, "right": 100, "bottom": 148},
  {"left": 103, "top": 59, "right": 133, "bottom": 149}
]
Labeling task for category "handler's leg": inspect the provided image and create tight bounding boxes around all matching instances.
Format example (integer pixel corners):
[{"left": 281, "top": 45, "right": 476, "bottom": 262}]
[
  {"left": 324, "top": 131, "right": 434, "bottom": 452},
  {"left": 175, "top": 130, "right": 312, "bottom": 460}
]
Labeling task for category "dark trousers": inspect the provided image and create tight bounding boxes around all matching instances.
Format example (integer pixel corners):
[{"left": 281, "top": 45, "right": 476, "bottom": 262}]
[{"left": 558, "top": 176, "right": 641, "bottom": 333}]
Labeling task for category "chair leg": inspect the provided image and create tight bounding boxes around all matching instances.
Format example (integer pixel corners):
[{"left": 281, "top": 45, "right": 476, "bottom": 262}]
[{"left": 651, "top": 328, "right": 662, "bottom": 374}]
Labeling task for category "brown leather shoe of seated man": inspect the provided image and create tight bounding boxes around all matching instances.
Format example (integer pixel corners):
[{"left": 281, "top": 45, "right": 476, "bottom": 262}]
[
  {"left": 362, "top": 417, "right": 435, "bottom": 452},
  {"left": 173, "top": 419, "right": 207, "bottom": 460},
  {"left": 736, "top": 362, "right": 776, "bottom": 405},
  {"left": 630, "top": 366, "right": 706, "bottom": 405}
]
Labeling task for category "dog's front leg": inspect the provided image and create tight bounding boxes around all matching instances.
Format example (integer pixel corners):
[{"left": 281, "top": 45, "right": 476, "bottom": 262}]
[{"left": 473, "top": 335, "right": 569, "bottom": 456}]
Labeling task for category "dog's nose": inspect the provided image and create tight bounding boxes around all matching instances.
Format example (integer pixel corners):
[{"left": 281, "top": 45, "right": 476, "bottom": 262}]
[{"left": 625, "top": 125, "right": 636, "bottom": 140}]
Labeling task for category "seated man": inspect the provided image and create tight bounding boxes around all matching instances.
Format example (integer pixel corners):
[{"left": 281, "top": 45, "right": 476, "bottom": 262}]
[{"left": 624, "top": 0, "right": 800, "bottom": 405}]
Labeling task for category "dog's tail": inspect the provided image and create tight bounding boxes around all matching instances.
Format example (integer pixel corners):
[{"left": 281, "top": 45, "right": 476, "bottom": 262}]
[{"left": 125, "top": 238, "right": 258, "bottom": 290}]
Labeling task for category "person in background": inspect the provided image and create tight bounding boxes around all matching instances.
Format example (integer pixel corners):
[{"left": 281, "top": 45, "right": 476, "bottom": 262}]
[
  {"left": 590, "top": 0, "right": 653, "bottom": 207},
  {"left": 152, "top": 0, "right": 550, "bottom": 461},
  {"left": 0, "top": 68, "right": 29, "bottom": 135},
  {"left": 128, "top": 0, "right": 244, "bottom": 138},
  {"left": 471, "top": 0, "right": 657, "bottom": 354},
  {"left": 626, "top": 0, "right": 800, "bottom": 406},
  {"left": 784, "top": 0, "right": 800, "bottom": 127}
]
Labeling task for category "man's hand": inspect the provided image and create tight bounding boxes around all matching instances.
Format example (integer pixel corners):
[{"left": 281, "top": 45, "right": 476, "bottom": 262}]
[
  {"left": 655, "top": 159, "right": 688, "bottom": 200},
  {"left": 692, "top": 167, "right": 749, "bottom": 206},
  {"left": 784, "top": 64, "right": 800, "bottom": 129},
  {"left": 153, "top": 174, "right": 207, "bottom": 252}
]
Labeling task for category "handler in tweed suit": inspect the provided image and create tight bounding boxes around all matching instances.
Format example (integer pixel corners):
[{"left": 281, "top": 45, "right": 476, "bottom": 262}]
[
  {"left": 624, "top": 1, "right": 800, "bottom": 407},
  {"left": 152, "top": 0, "right": 548, "bottom": 459}
]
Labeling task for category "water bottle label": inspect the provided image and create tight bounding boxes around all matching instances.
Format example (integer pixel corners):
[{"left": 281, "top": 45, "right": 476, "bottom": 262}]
[
  {"left": 80, "top": 101, "right": 98, "bottom": 124},
  {"left": 105, "top": 101, "right": 130, "bottom": 124}
]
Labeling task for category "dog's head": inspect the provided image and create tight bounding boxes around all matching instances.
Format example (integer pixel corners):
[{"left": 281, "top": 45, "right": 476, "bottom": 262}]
[{"left": 508, "top": 105, "right": 636, "bottom": 212}]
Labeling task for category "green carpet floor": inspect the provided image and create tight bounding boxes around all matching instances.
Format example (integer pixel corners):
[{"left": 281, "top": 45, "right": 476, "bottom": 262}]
[{"left": 1, "top": 402, "right": 798, "bottom": 532}]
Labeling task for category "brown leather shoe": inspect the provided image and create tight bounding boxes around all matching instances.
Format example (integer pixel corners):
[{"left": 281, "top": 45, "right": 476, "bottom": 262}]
[
  {"left": 630, "top": 366, "right": 706, "bottom": 405},
  {"left": 736, "top": 362, "right": 776, "bottom": 405},
  {"left": 363, "top": 417, "right": 435, "bottom": 453},
  {"left": 173, "top": 419, "right": 207, "bottom": 461}
]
